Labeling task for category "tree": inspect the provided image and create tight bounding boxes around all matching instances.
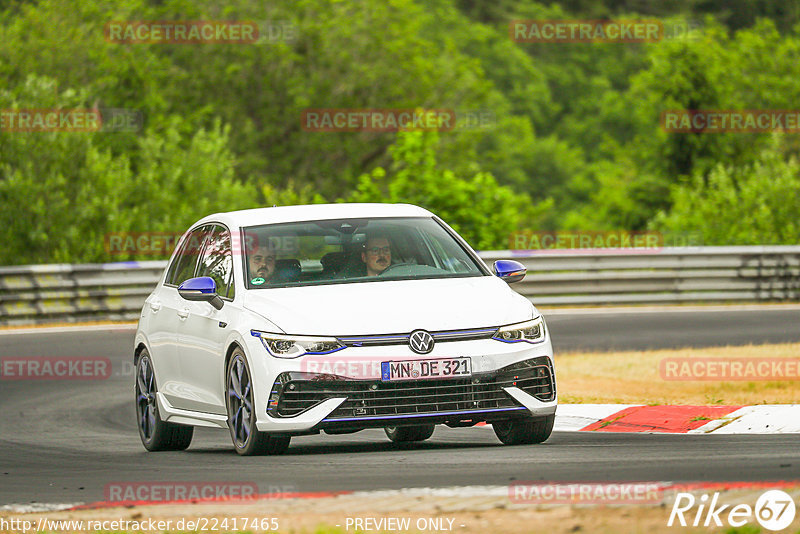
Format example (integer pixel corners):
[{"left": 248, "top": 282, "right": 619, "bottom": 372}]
[
  {"left": 0, "top": 76, "right": 258, "bottom": 265},
  {"left": 348, "top": 129, "right": 549, "bottom": 250}
]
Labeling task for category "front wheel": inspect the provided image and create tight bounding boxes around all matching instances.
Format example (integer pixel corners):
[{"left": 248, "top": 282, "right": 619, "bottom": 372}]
[
  {"left": 493, "top": 415, "right": 554, "bottom": 445},
  {"left": 226, "top": 349, "right": 290, "bottom": 456},
  {"left": 384, "top": 424, "right": 435, "bottom": 443},
  {"left": 135, "top": 350, "right": 193, "bottom": 451}
]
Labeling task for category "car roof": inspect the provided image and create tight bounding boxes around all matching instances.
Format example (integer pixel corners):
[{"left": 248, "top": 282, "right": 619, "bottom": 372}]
[{"left": 194, "top": 203, "right": 435, "bottom": 230}]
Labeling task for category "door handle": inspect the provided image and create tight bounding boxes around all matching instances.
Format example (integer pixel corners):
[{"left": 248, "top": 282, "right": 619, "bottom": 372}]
[
  {"left": 149, "top": 300, "right": 162, "bottom": 312},
  {"left": 177, "top": 308, "right": 189, "bottom": 320}
]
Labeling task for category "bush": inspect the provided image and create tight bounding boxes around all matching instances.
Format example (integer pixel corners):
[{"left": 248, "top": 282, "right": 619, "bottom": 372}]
[{"left": 653, "top": 145, "right": 800, "bottom": 245}]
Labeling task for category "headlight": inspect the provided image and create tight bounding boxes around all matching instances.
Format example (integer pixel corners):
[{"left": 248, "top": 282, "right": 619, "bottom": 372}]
[
  {"left": 251, "top": 330, "right": 345, "bottom": 358},
  {"left": 492, "top": 316, "right": 546, "bottom": 344}
]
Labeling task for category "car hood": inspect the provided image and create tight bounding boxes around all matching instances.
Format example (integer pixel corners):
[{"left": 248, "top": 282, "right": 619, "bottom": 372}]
[{"left": 243, "top": 276, "right": 534, "bottom": 336}]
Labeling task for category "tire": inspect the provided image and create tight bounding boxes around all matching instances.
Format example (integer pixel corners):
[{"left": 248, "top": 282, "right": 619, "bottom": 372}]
[
  {"left": 384, "top": 424, "right": 435, "bottom": 443},
  {"left": 493, "top": 414, "right": 554, "bottom": 445},
  {"left": 135, "top": 349, "right": 194, "bottom": 451},
  {"left": 226, "top": 349, "right": 291, "bottom": 456}
]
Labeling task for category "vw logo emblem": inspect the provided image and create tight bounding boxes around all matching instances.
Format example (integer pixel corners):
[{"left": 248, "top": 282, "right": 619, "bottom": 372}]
[{"left": 408, "top": 330, "right": 434, "bottom": 354}]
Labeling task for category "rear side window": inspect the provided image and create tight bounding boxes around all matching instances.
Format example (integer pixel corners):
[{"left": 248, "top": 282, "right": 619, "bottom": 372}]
[
  {"left": 196, "top": 225, "right": 235, "bottom": 298},
  {"left": 165, "top": 225, "right": 212, "bottom": 286}
]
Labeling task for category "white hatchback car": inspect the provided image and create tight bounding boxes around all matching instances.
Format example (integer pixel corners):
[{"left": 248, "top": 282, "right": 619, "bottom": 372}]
[{"left": 135, "top": 203, "right": 556, "bottom": 455}]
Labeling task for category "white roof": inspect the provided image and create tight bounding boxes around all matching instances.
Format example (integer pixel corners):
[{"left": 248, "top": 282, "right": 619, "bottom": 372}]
[{"left": 193, "top": 203, "right": 434, "bottom": 229}]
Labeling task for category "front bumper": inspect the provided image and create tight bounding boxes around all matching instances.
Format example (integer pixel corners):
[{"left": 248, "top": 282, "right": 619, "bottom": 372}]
[{"left": 255, "top": 356, "right": 556, "bottom": 433}]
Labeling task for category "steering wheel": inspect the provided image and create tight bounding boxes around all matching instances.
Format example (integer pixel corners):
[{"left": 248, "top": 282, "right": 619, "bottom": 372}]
[{"left": 378, "top": 263, "right": 412, "bottom": 276}]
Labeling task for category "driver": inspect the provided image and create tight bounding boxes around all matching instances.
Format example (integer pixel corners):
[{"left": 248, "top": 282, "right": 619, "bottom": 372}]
[
  {"left": 248, "top": 241, "right": 277, "bottom": 283},
  {"left": 361, "top": 234, "right": 392, "bottom": 276}
]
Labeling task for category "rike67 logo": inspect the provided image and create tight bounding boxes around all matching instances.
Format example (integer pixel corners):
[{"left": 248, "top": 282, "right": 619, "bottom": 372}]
[{"left": 669, "top": 490, "right": 796, "bottom": 531}]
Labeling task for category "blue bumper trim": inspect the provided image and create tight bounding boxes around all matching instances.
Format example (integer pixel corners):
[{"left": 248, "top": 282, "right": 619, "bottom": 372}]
[{"left": 322, "top": 406, "right": 528, "bottom": 423}]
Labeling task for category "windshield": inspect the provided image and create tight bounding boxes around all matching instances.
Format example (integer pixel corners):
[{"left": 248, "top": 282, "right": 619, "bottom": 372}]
[{"left": 242, "top": 217, "right": 486, "bottom": 288}]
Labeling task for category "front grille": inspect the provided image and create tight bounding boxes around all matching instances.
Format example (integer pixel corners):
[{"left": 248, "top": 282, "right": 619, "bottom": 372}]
[
  {"left": 336, "top": 327, "right": 498, "bottom": 347},
  {"left": 268, "top": 357, "right": 554, "bottom": 421}
]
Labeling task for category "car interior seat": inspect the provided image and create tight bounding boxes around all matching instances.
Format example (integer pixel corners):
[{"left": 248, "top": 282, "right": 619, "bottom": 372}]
[
  {"left": 320, "top": 252, "right": 347, "bottom": 277},
  {"left": 273, "top": 258, "right": 301, "bottom": 283}
]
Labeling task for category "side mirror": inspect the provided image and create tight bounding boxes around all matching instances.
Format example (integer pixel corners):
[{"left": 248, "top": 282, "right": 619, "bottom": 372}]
[
  {"left": 178, "top": 276, "right": 224, "bottom": 310},
  {"left": 493, "top": 260, "right": 526, "bottom": 284}
]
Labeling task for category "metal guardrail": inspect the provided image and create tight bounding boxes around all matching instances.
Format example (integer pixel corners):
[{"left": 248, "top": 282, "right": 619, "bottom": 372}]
[
  {"left": 0, "top": 261, "right": 167, "bottom": 326},
  {"left": 1, "top": 247, "right": 799, "bottom": 326},
  {"left": 482, "top": 246, "right": 800, "bottom": 306}
]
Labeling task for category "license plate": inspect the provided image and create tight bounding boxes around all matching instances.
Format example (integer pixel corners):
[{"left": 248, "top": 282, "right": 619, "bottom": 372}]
[{"left": 380, "top": 357, "right": 472, "bottom": 381}]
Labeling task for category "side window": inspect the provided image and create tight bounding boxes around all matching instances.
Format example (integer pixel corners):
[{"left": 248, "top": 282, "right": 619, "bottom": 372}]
[
  {"left": 196, "top": 225, "right": 234, "bottom": 298},
  {"left": 165, "top": 225, "right": 212, "bottom": 286}
]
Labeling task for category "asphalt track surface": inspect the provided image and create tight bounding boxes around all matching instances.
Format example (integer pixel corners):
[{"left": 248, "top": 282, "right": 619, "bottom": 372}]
[
  {"left": 546, "top": 306, "right": 800, "bottom": 352},
  {"left": 1, "top": 307, "right": 799, "bottom": 506}
]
